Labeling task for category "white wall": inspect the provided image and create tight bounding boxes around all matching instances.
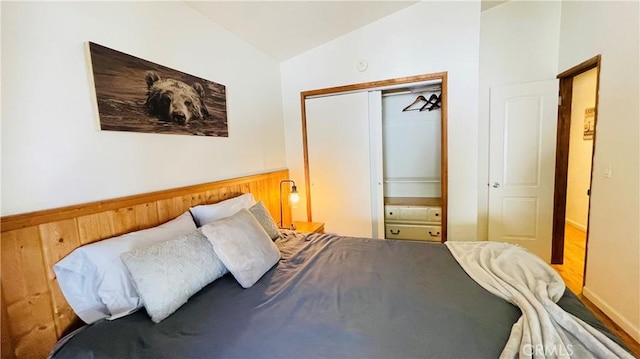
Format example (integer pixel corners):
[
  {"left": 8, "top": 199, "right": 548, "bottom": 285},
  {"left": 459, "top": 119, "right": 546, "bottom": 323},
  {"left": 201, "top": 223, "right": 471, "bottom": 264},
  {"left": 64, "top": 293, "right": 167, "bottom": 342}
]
[
  {"left": 281, "top": 1, "right": 481, "bottom": 241},
  {"left": 566, "top": 68, "right": 596, "bottom": 231},
  {"left": 558, "top": 1, "right": 640, "bottom": 342},
  {"left": 382, "top": 92, "right": 441, "bottom": 198},
  {"left": 1, "top": 1, "right": 286, "bottom": 216},
  {"left": 478, "top": 1, "right": 561, "bottom": 240}
]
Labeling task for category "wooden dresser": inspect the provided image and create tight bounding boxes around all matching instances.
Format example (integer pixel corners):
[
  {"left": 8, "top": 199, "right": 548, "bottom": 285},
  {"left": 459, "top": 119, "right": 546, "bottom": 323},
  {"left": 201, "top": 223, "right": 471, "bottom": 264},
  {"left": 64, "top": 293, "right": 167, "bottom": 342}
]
[{"left": 384, "top": 197, "right": 442, "bottom": 242}]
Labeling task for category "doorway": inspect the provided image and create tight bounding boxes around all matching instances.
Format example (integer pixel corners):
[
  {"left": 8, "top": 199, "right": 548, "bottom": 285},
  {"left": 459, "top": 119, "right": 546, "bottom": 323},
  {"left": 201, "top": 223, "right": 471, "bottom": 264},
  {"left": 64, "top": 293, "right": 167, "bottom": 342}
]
[{"left": 551, "top": 56, "right": 601, "bottom": 294}]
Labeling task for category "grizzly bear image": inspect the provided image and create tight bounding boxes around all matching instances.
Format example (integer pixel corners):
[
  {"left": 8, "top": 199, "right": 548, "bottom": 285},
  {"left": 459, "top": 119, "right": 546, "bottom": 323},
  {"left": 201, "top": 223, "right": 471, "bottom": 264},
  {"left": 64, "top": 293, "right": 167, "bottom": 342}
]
[
  {"left": 90, "top": 42, "right": 227, "bottom": 136},
  {"left": 144, "top": 70, "right": 210, "bottom": 125}
]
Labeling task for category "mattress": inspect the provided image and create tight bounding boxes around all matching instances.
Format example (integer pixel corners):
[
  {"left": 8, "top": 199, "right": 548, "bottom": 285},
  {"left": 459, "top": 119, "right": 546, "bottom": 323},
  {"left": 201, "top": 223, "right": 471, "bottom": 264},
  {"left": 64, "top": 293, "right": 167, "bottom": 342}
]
[{"left": 50, "top": 232, "right": 625, "bottom": 358}]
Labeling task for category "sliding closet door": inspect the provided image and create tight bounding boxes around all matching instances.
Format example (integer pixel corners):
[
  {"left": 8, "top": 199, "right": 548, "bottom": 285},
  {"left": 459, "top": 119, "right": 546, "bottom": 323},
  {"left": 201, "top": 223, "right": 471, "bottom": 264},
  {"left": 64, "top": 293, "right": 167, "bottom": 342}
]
[
  {"left": 306, "top": 92, "right": 373, "bottom": 237},
  {"left": 369, "top": 91, "right": 384, "bottom": 239}
]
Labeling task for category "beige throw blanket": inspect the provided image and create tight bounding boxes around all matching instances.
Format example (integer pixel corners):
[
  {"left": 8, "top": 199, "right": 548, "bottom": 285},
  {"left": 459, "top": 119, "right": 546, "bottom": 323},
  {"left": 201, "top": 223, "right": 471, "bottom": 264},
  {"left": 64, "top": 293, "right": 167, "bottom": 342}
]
[{"left": 445, "top": 241, "right": 633, "bottom": 359}]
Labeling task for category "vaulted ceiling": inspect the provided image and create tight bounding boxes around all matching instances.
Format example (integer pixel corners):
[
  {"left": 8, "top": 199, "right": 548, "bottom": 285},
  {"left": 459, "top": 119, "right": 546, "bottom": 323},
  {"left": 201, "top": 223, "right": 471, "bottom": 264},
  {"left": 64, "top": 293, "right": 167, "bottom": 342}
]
[{"left": 185, "top": 1, "right": 507, "bottom": 62}]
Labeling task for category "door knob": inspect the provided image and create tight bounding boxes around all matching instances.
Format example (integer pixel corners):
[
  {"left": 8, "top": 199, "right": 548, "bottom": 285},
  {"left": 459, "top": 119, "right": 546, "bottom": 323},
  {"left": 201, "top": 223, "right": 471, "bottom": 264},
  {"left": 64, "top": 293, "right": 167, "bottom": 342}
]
[{"left": 492, "top": 182, "right": 501, "bottom": 188}]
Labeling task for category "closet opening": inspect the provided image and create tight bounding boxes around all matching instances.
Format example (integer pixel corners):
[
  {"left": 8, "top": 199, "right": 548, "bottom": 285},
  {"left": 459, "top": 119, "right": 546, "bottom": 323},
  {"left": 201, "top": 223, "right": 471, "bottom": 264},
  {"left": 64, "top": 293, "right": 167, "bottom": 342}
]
[{"left": 300, "top": 72, "right": 448, "bottom": 242}]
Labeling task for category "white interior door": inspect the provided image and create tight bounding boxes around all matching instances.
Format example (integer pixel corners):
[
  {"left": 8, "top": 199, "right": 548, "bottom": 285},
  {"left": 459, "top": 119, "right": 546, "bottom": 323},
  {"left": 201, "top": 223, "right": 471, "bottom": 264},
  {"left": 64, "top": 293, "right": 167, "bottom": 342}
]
[
  {"left": 306, "top": 92, "right": 373, "bottom": 237},
  {"left": 488, "top": 80, "right": 559, "bottom": 262}
]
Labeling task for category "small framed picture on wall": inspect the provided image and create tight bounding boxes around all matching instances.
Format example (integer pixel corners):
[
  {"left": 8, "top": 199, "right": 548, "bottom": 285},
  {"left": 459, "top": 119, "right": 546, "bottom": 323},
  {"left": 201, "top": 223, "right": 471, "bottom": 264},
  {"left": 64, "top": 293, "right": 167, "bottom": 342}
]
[{"left": 583, "top": 107, "right": 595, "bottom": 140}]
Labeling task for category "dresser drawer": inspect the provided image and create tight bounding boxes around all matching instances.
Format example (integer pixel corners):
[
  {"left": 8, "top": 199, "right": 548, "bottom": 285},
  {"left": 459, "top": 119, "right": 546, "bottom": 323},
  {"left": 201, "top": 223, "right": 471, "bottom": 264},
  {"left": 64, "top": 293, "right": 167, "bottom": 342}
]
[
  {"left": 385, "top": 224, "right": 442, "bottom": 242},
  {"left": 385, "top": 205, "right": 441, "bottom": 223},
  {"left": 426, "top": 207, "right": 441, "bottom": 223}
]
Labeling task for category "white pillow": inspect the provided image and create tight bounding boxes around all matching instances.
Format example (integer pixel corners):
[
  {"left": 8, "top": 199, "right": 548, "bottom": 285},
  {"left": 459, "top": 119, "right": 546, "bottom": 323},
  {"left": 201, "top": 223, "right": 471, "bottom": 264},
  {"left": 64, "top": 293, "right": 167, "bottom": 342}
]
[
  {"left": 190, "top": 193, "right": 255, "bottom": 227},
  {"left": 201, "top": 209, "right": 281, "bottom": 288},
  {"left": 248, "top": 201, "right": 281, "bottom": 240},
  {"left": 53, "top": 211, "right": 197, "bottom": 324},
  {"left": 121, "top": 230, "right": 227, "bottom": 323}
]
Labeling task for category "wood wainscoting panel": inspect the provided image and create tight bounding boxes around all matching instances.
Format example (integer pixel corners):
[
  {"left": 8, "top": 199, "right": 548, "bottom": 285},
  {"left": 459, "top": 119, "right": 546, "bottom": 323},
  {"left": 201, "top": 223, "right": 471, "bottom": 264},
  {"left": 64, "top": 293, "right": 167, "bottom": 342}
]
[
  {"left": 108, "top": 207, "right": 139, "bottom": 237},
  {"left": 187, "top": 191, "right": 208, "bottom": 209},
  {"left": 1, "top": 227, "right": 58, "bottom": 358},
  {"left": 134, "top": 202, "right": 160, "bottom": 231},
  {"left": 77, "top": 211, "right": 117, "bottom": 246},
  {"left": 1, "top": 286, "right": 16, "bottom": 359},
  {"left": 157, "top": 197, "right": 188, "bottom": 223},
  {"left": 39, "top": 219, "right": 83, "bottom": 337},
  {"left": 0, "top": 169, "right": 291, "bottom": 359}
]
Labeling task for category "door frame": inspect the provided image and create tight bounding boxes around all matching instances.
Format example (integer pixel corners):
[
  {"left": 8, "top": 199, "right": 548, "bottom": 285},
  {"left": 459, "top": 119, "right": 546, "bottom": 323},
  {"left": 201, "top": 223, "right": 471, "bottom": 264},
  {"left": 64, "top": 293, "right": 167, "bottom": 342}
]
[
  {"left": 551, "top": 55, "right": 601, "bottom": 265},
  {"left": 300, "top": 72, "right": 449, "bottom": 241}
]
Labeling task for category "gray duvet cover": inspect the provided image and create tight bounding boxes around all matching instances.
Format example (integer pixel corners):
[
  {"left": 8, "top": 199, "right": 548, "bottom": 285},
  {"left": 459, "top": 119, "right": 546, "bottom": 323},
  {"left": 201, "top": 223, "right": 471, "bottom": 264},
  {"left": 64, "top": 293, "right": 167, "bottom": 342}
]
[{"left": 51, "top": 233, "right": 624, "bottom": 358}]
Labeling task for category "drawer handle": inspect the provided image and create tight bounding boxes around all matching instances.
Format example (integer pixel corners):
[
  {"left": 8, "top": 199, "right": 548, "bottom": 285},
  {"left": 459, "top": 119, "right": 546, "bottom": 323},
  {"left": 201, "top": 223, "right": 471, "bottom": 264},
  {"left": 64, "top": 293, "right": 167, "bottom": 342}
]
[
  {"left": 428, "top": 231, "right": 440, "bottom": 237},
  {"left": 435, "top": 213, "right": 439, "bottom": 217},
  {"left": 389, "top": 212, "right": 394, "bottom": 215},
  {"left": 390, "top": 229, "right": 400, "bottom": 235}
]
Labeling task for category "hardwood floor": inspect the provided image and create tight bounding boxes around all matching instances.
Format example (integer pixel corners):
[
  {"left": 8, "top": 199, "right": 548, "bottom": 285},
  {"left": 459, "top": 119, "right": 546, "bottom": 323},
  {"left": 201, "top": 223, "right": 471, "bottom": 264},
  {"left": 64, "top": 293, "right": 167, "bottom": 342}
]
[
  {"left": 551, "top": 223, "right": 586, "bottom": 295},
  {"left": 551, "top": 223, "right": 640, "bottom": 357}
]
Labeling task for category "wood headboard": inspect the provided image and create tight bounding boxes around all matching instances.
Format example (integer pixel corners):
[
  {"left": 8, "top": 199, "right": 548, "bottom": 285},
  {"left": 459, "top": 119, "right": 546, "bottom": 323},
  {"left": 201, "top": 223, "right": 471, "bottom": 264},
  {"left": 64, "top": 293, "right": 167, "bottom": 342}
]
[{"left": 0, "top": 169, "right": 292, "bottom": 359}]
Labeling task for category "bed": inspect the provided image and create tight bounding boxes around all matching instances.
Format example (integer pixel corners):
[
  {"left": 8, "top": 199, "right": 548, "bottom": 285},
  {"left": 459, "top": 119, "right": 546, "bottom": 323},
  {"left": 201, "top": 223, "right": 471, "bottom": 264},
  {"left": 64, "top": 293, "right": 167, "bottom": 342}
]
[
  {"left": 0, "top": 170, "right": 631, "bottom": 358},
  {"left": 47, "top": 230, "right": 628, "bottom": 358}
]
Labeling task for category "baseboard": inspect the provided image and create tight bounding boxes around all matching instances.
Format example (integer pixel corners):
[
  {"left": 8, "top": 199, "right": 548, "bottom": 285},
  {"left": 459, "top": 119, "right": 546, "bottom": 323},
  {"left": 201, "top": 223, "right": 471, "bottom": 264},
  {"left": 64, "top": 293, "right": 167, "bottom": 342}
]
[
  {"left": 565, "top": 218, "right": 587, "bottom": 232},
  {"left": 583, "top": 286, "right": 640, "bottom": 343}
]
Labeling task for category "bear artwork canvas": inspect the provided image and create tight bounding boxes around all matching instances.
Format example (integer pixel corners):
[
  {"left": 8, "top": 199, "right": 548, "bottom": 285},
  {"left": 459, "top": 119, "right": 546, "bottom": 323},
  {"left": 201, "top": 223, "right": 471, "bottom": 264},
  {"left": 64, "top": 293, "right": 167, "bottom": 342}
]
[{"left": 88, "top": 42, "right": 228, "bottom": 137}]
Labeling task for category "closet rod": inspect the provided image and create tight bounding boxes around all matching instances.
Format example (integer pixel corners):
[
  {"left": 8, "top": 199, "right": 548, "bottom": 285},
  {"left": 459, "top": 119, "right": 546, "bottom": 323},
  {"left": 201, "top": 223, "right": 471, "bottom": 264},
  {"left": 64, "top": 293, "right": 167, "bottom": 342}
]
[
  {"left": 305, "top": 80, "right": 442, "bottom": 100},
  {"left": 381, "top": 86, "right": 442, "bottom": 97}
]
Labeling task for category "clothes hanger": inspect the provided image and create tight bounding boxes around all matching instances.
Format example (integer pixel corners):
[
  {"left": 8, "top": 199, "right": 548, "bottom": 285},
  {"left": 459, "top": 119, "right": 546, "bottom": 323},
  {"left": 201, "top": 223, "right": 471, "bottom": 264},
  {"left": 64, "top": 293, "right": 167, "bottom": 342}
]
[
  {"left": 427, "top": 103, "right": 441, "bottom": 111},
  {"left": 420, "top": 94, "right": 441, "bottom": 112},
  {"left": 417, "top": 94, "right": 439, "bottom": 111},
  {"left": 402, "top": 95, "right": 428, "bottom": 112}
]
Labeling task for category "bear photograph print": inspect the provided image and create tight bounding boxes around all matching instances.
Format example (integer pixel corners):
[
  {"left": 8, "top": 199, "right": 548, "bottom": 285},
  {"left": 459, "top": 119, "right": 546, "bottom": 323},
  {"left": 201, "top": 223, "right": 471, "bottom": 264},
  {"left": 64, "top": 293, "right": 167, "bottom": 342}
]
[{"left": 88, "top": 42, "right": 227, "bottom": 137}]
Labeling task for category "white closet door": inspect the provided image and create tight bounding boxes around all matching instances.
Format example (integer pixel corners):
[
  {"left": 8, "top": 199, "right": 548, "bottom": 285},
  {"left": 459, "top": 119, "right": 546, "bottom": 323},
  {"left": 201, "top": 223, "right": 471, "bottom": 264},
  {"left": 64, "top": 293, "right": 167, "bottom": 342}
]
[
  {"left": 306, "top": 92, "right": 373, "bottom": 237},
  {"left": 368, "top": 91, "right": 384, "bottom": 239}
]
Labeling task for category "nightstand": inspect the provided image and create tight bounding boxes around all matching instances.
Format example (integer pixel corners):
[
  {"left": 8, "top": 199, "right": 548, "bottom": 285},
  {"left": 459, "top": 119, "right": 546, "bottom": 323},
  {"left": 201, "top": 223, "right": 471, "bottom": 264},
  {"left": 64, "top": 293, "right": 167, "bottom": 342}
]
[{"left": 293, "top": 221, "right": 325, "bottom": 234}]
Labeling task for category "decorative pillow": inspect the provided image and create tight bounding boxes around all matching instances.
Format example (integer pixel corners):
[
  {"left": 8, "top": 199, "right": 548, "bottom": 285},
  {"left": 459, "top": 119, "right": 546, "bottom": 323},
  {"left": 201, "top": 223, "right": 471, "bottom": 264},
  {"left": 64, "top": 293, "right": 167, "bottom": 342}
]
[
  {"left": 53, "top": 211, "right": 197, "bottom": 324},
  {"left": 201, "top": 209, "right": 281, "bottom": 288},
  {"left": 190, "top": 193, "right": 256, "bottom": 227},
  {"left": 248, "top": 201, "right": 281, "bottom": 240},
  {"left": 121, "top": 230, "right": 227, "bottom": 323}
]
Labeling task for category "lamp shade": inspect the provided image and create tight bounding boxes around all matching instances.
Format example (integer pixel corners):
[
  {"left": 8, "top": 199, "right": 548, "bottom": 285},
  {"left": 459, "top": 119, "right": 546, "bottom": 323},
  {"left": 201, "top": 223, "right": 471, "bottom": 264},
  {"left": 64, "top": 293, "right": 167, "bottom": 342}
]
[
  {"left": 289, "top": 185, "right": 300, "bottom": 204},
  {"left": 279, "top": 179, "right": 298, "bottom": 229}
]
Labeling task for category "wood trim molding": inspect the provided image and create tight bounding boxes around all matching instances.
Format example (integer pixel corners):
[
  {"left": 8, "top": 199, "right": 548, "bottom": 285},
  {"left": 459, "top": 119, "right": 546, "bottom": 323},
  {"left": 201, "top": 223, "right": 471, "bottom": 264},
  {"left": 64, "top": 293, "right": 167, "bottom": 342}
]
[
  {"left": 1, "top": 170, "right": 288, "bottom": 233},
  {"left": 551, "top": 54, "right": 601, "bottom": 265},
  {"left": 557, "top": 55, "right": 601, "bottom": 79},
  {"left": 440, "top": 72, "right": 449, "bottom": 242},
  {"left": 551, "top": 77, "right": 574, "bottom": 264},
  {"left": 300, "top": 72, "right": 448, "bottom": 242},
  {"left": 300, "top": 93, "right": 313, "bottom": 222},
  {"left": 301, "top": 72, "right": 447, "bottom": 98}
]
